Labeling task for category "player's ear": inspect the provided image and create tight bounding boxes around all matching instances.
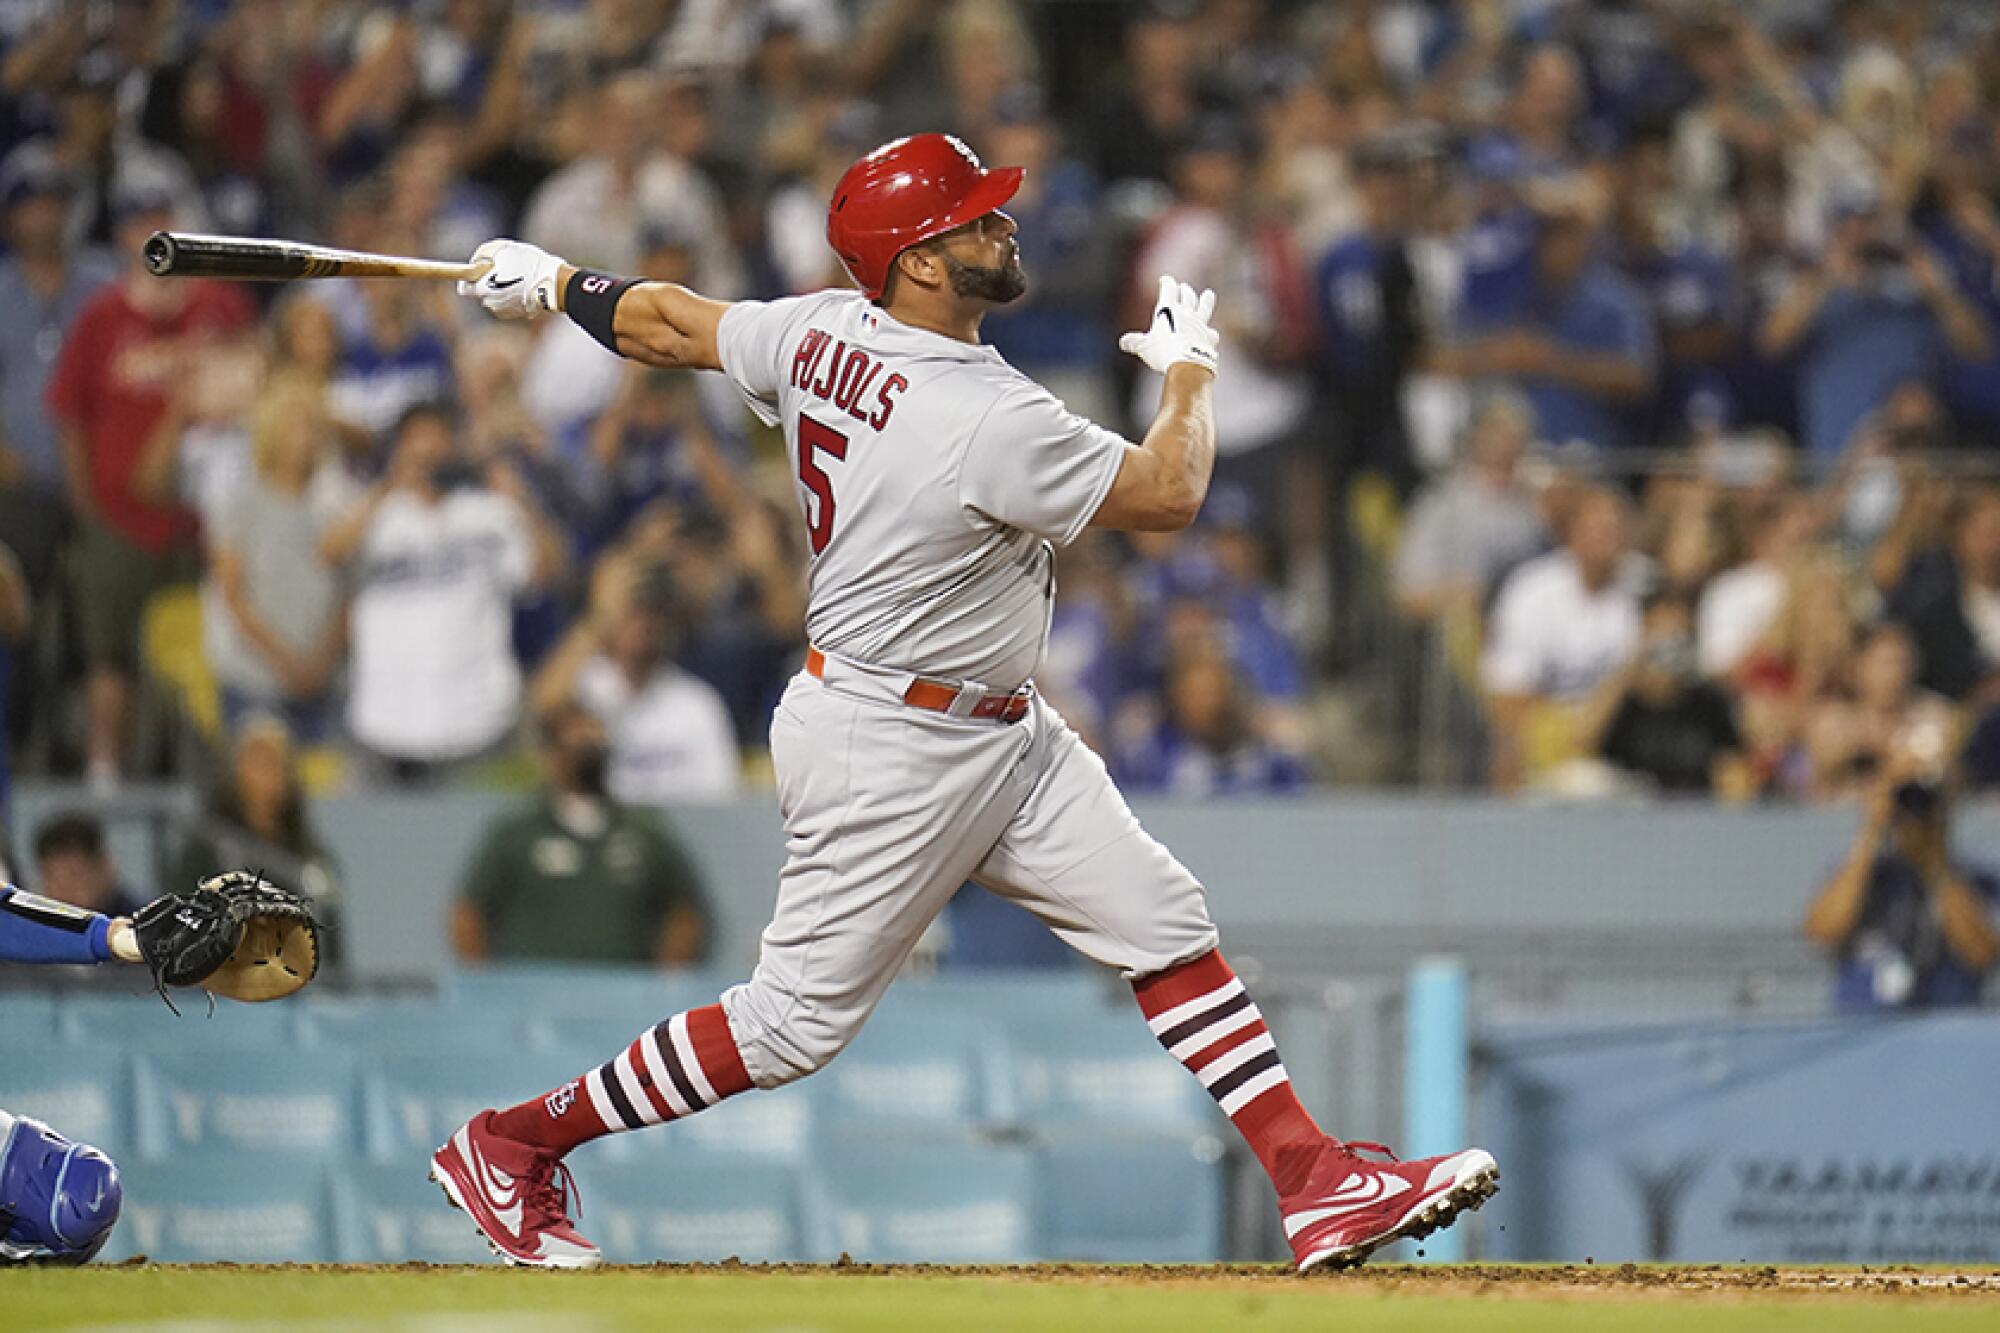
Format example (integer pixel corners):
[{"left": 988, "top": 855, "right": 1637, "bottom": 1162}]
[{"left": 893, "top": 245, "right": 943, "bottom": 295}]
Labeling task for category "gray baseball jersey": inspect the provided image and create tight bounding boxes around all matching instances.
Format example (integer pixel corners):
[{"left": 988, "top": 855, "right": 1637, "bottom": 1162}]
[
  {"left": 717, "top": 290, "right": 1128, "bottom": 690},
  {"left": 706, "top": 289, "right": 1216, "bottom": 1091}
]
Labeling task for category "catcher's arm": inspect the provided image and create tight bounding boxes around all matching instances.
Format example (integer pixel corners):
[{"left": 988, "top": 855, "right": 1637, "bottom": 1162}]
[{"left": 0, "top": 883, "right": 139, "bottom": 965}]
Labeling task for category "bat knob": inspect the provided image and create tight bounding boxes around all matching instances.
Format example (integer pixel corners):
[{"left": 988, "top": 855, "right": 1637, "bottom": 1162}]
[{"left": 142, "top": 231, "right": 176, "bottom": 277}]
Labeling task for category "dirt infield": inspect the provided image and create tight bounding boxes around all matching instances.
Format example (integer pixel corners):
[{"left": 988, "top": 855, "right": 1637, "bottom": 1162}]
[{"left": 96, "top": 1259, "right": 2000, "bottom": 1300}]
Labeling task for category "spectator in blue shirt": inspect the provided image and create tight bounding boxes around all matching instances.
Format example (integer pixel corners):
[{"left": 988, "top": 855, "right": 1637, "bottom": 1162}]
[
  {"left": 1913, "top": 122, "right": 2000, "bottom": 446},
  {"left": 1491, "top": 45, "right": 1591, "bottom": 179},
  {"left": 1804, "top": 757, "right": 2000, "bottom": 1010},
  {"left": 974, "top": 88, "right": 1115, "bottom": 422},
  {"left": 1116, "top": 639, "right": 1309, "bottom": 798},
  {"left": 0, "top": 143, "right": 117, "bottom": 503},
  {"left": 1457, "top": 137, "right": 1542, "bottom": 330},
  {"left": 1441, "top": 178, "right": 1657, "bottom": 451},
  {"left": 1758, "top": 190, "right": 1990, "bottom": 465},
  {"left": 572, "top": 367, "right": 715, "bottom": 555},
  {"left": 1040, "top": 532, "right": 1139, "bottom": 750},
  {"left": 326, "top": 276, "right": 457, "bottom": 459},
  {"left": 1311, "top": 129, "right": 1425, "bottom": 492},
  {"left": 1124, "top": 486, "right": 1304, "bottom": 707},
  {"left": 1725, "top": 181, "right": 1806, "bottom": 442},
  {"left": 1608, "top": 126, "right": 1741, "bottom": 441}
]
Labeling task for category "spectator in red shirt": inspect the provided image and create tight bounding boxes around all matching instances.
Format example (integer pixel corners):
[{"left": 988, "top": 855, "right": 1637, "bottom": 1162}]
[{"left": 44, "top": 185, "right": 253, "bottom": 787}]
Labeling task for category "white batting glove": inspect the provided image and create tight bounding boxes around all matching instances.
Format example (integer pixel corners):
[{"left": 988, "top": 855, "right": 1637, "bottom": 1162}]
[
  {"left": 1119, "top": 275, "right": 1220, "bottom": 375},
  {"left": 459, "top": 238, "right": 564, "bottom": 320}
]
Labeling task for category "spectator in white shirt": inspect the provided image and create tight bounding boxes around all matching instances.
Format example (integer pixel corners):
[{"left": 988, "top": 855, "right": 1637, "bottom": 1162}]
[
  {"left": 1482, "top": 485, "right": 1645, "bottom": 789},
  {"left": 519, "top": 71, "right": 739, "bottom": 292},
  {"left": 320, "top": 402, "right": 566, "bottom": 783},
  {"left": 1394, "top": 391, "right": 1548, "bottom": 623},
  {"left": 203, "top": 376, "right": 357, "bottom": 742},
  {"left": 529, "top": 547, "right": 740, "bottom": 806},
  {"left": 1124, "top": 117, "right": 1310, "bottom": 517},
  {"left": 1698, "top": 493, "right": 1818, "bottom": 677}
]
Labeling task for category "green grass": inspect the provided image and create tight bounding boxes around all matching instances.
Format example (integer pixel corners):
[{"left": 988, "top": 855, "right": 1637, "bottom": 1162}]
[{"left": 4, "top": 1266, "right": 1996, "bottom": 1333}]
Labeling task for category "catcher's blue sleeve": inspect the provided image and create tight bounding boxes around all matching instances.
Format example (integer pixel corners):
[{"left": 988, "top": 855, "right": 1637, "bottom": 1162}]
[{"left": 0, "top": 884, "right": 113, "bottom": 965}]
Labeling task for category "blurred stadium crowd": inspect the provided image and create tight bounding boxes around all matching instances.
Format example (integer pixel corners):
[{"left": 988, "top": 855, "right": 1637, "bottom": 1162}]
[{"left": 9, "top": 0, "right": 2000, "bottom": 817}]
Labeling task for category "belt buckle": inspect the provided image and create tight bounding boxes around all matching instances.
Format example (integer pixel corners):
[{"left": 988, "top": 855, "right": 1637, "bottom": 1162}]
[{"left": 942, "top": 678, "right": 989, "bottom": 719}]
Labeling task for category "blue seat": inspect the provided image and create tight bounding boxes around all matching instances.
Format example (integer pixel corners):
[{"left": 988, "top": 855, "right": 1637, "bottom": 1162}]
[
  {"left": 0, "top": 1043, "right": 132, "bottom": 1158},
  {"left": 819, "top": 1007, "right": 1014, "bottom": 1132},
  {"left": 1013, "top": 1010, "right": 1216, "bottom": 1134},
  {"left": 1038, "top": 1135, "right": 1226, "bottom": 1261},
  {"left": 903, "top": 970, "right": 1128, "bottom": 1045},
  {"left": 330, "top": 1162, "right": 495, "bottom": 1264},
  {"left": 806, "top": 1137, "right": 1039, "bottom": 1262},
  {"left": 61, "top": 992, "right": 304, "bottom": 1048},
  {"left": 443, "top": 966, "right": 727, "bottom": 1023},
  {"left": 533, "top": 1017, "right": 670, "bottom": 1068},
  {"left": 660, "top": 1081, "right": 814, "bottom": 1162},
  {"left": 113, "top": 1153, "right": 334, "bottom": 1262},
  {"left": 362, "top": 1051, "right": 582, "bottom": 1163},
  {"left": 301, "top": 995, "right": 531, "bottom": 1058},
  {"left": 135, "top": 1050, "right": 361, "bottom": 1160},
  {"left": 0, "top": 992, "right": 57, "bottom": 1044},
  {"left": 573, "top": 1153, "right": 805, "bottom": 1263}
]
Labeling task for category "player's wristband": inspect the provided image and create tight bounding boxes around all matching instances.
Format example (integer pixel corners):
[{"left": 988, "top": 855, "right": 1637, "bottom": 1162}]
[{"left": 565, "top": 269, "right": 640, "bottom": 355}]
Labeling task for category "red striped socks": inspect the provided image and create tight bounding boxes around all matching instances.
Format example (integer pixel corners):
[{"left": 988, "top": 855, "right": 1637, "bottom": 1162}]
[
  {"left": 493, "top": 961, "right": 1323, "bottom": 1192},
  {"left": 491, "top": 1003, "right": 752, "bottom": 1154},
  {"left": 1133, "top": 950, "right": 1324, "bottom": 1193}
]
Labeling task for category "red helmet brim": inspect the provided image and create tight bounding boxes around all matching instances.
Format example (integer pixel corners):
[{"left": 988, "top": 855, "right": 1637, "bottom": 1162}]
[
  {"left": 866, "top": 165, "right": 1027, "bottom": 300},
  {"left": 955, "top": 165, "right": 1026, "bottom": 224}
]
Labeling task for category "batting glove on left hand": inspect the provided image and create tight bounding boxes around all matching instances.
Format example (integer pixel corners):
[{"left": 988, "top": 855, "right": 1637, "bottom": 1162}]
[
  {"left": 460, "top": 238, "right": 564, "bottom": 320},
  {"left": 1119, "top": 275, "right": 1219, "bottom": 375}
]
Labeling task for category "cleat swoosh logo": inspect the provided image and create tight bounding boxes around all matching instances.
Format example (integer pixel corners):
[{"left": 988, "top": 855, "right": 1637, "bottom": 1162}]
[
  {"left": 465, "top": 1137, "right": 524, "bottom": 1234},
  {"left": 1284, "top": 1174, "right": 1413, "bottom": 1238}
]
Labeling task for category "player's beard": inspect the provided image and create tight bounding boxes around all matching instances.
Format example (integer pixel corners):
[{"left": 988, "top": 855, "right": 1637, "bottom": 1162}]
[{"left": 941, "top": 249, "right": 1027, "bottom": 304}]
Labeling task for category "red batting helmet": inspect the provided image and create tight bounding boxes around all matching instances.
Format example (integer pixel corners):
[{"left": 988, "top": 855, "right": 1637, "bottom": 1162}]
[{"left": 826, "top": 133, "right": 1025, "bottom": 300}]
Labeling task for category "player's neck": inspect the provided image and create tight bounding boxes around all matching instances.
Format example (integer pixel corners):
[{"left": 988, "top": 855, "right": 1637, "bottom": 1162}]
[{"left": 880, "top": 297, "right": 984, "bottom": 345}]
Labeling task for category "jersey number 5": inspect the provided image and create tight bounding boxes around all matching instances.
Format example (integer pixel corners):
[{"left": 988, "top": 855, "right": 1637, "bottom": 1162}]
[{"left": 798, "top": 415, "right": 849, "bottom": 556}]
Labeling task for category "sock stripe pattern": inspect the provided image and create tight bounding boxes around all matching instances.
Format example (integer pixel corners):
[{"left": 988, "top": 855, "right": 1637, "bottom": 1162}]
[
  {"left": 1135, "top": 955, "right": 1307, "bottom": 1121},
  {"left": 583, "top": 1006, "right": 750, "bottom": 1133}
]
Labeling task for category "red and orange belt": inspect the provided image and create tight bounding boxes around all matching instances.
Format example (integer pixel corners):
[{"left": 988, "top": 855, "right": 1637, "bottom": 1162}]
[{"left": 806, "top": 646, "right": 1032, "bottom": 723}]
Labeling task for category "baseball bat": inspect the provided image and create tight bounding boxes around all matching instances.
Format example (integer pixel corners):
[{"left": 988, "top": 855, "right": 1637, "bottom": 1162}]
[{"left": 143, "top": 231, "right": 488, "bottom": 282}]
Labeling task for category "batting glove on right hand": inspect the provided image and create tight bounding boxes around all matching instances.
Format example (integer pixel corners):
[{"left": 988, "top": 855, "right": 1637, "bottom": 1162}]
[
  {"left": 459, "top": 238, "right": 564, "bottom": 320},
  {"left": 1119, "top": 275, "right": 1220, "bottom": 375}
]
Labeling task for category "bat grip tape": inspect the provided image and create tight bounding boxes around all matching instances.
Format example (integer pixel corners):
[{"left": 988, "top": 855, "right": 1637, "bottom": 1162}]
[{"left": 565, "top": 269, "right": 640, "bottom": 355}]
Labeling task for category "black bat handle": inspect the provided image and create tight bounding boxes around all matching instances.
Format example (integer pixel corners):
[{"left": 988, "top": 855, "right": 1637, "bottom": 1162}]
[{"left": 143, "top": 230, "right": 178, "bottom": 277}]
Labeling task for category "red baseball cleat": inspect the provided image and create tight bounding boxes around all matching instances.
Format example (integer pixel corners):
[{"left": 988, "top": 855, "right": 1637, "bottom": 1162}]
[
  {"left": 429, "top": 1110, "right": 601, "bottom": 1268},
  {"left": 1282, "top": 1138, "right": 1499, "bottom": 1273}
]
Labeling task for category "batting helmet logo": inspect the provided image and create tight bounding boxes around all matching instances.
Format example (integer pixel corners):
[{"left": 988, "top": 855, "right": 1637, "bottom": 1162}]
[{"left": 826, "top": 133, "right": 1026, "bottom": 301}]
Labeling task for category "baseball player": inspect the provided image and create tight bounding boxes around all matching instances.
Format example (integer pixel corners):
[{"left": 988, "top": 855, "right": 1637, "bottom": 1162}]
[
  {"left": 0, "top": 884, "right": 133, "bottom": 1263},
  {"left": 435, "top": 133, "right": 1497, "bottom": 1272}
]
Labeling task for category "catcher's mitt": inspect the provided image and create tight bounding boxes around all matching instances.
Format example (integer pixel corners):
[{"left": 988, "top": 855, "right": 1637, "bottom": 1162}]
[{"left": 133, "top": 870, "right": 321, "bottom": 1010}]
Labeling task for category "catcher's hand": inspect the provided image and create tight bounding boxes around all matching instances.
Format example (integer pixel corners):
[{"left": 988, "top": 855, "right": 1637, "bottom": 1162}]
[{"left": 133, "top": 870, "right": 322, "bottom": 1011}]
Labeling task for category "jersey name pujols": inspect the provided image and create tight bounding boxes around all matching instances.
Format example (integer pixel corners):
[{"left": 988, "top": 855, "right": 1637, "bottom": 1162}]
[{"left": 788, "top": 327, "right": 908, "bottom": 431}]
